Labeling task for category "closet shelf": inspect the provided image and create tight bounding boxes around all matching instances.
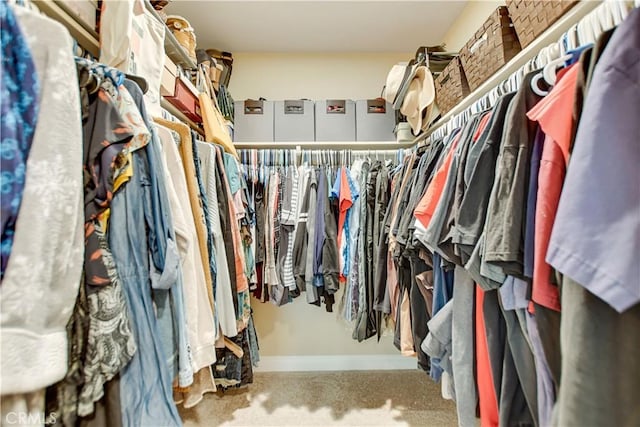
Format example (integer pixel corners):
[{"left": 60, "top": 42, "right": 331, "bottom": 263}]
[
  {"left": 144, "top": 1, "right": 198, "bottom": 70},
  {"left": 420, "top": 0, "right": 602, "bottom": 141},
  {"left": 38, "top": 0, "right": 100, "bottom": 57},
  {"left": 38, "top": 1, "right": 197, "bottom": 71},
  {"left": 233, "top": 141, "right": 413, "bottom": 150},
  {"left": 160, "top": 98, "right": 204, "bottom": 135}
]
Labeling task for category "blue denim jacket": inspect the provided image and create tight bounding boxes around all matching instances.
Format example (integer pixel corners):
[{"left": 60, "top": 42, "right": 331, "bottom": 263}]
[
  {"left": 124, "top": 80, "right": 193, "bottom": 389},
  {"left": 109, "top": 145, "right": 182, "bottom": 427}
]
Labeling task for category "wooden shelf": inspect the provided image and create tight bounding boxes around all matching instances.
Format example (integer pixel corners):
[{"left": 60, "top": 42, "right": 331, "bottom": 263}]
[{"left": 420, "top": 0, "right": 603, "bottom": 141}]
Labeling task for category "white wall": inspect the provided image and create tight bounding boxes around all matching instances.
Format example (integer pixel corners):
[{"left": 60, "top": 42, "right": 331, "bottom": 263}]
[
  {"left": 229, "top": 52, "right": 411, "bottom": 101},
  {"left": 254, "top": 287, "right": 400, "bottom": 358}
]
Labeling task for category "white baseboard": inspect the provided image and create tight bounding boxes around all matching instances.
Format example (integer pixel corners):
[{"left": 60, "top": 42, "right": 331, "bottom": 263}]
[{"left": 253, "top": 355, "right": 418, "bottom": 372}]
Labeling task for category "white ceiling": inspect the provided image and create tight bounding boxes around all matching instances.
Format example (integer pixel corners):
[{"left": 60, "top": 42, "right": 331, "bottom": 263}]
[{"left": 165, "top": 1, "right": 468, "bottom": 53}]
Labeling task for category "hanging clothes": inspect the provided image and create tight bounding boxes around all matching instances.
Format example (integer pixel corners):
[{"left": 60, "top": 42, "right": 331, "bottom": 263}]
[
  {"left": 241, "top": 150, "right": 400, "bottom": 320},
  {"left": 2, "top": 2, "right": 263, "bottom": 424},
  {"left": 547, "top": 9, "right": 640, "bottom": 426},
  {"left": 1, "top": 2, "right": 83, "bottom": 418},
  {"left": 0, "top": 1, "right": 39, "bottom": 281}
]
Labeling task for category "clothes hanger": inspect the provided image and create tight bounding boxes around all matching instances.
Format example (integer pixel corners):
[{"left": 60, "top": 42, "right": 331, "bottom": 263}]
[
  {"left": 124, "top": 73, "right": 149, "bottom": 94},
  {"left": 77, "top": 64, "right": 102, "bottom": 95},
  {"left": 595, "top": 4, "right": 613, "bottom": 35},
  {"left": 578, "top": 10, "right": 601, "bottom": 46},
  {"left": 620, "top": 0, "right": 633, "bottom": 22},
  {"left": 530, "top": 72, "right": 550, "bottom": 97},
  {"left": 566, "top": 24, "right": 580, "bottom": 51},
  {"left": 529, "top": 39, "right": 562, "bottom": 96},
  {"left": 542, "top": 51, "right": 572, "bottom": 86},
  {"left": 246, "top": 150, "right": 252, "bottom": 183}
]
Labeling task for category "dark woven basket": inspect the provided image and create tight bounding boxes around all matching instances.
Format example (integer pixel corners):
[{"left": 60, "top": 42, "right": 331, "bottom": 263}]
[
  {"left": 459, "top": 6, "right": 522, "bottom": 92},
  {"left": 506, "top": 0, "right": 578, "bottom": 48},
  {"left": 434, "top": 57, "right": 470, "bottom": 115}
]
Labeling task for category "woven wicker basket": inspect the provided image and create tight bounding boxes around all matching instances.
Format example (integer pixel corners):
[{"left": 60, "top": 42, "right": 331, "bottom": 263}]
[
  {"left": 459, "top": 6, "right": 522, "bottom": 91},
  {"left": 506, "top": 0, "right": 578, "bottom": 48},
  {"left": 166, "top": 16, "right": 197, "bottom": 63},
  {"left": 434, "top": 57, "right": 469, "bottom": 115}
]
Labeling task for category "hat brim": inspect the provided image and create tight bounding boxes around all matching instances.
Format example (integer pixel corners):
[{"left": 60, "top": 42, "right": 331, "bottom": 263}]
[
  {"left": 384, "top": 63, "right": 409, "bottom": 105},
  {"left": 400, "top": 66, "right": 436, "bottom": 134}
]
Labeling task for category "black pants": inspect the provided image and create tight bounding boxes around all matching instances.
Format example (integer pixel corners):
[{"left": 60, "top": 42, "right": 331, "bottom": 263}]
[{"left": 409, "top": 254, "right": 431, "bottom": 372}]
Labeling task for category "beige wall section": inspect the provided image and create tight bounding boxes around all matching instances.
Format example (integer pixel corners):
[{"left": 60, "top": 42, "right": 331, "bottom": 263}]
[
  {"left": 229, "top": 52, "right": 412, "bottom": 101},
  {"left": 253, "top": 287, "right": 399, "bottom": 356},
  {"left": 442, "top": 0, "right": 507, "bottom": 51}
]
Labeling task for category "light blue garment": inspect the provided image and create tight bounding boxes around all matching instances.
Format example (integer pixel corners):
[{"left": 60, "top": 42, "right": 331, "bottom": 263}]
[
  {"left": 451, "top": 266, "right": 478, "bottom": 427},
  {"left": 527, "top": 312, "right": 555, "bottom": 427},
  {"left": 342, "top": 167, "right": 360, "bottom": 278},
  {"left": 345, "top": 162, "right": 362, "bottom": 321},
  {"left": 124, "top": 80, "right": 192, "bottom": 389},
  {"left": 330, "top": 169, "right": 341, "bottom": 199},
  {"left": 422, "top": 300, "right": 453, "bottom": 375},
  {"left": 193, "top": 135, "right": 217, "bottom": 283},
  {"left": 224, "top": 152, "right": 242, "bottom": 195},
  {"left": 109, "top": 148, "right": 182, "bottom": 427},
  {"left": 500, "top": 275, "right": 529, "bottom": 310},
  {"left": 430, "top": 252, "right": 454, "bottom": 381},
  {"left": 432, "top": 253, "right": 454, "bottom": 315}
]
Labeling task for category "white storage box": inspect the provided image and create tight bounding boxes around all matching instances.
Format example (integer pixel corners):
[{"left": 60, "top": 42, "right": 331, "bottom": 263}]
[
  {"left": 160, "top": 55, "right": 178, "bottom": 97},
  {"left": 314, "top": 99, "right": 356, "bottom": 142},
  {"left": 356, "top": 99, "right": 395, "bottom": 141},
  {"left": 275, "top": 100, "right": 315, "bottom": 142},
  {"left": 233, "top": 99, "right": 275, "bottom": 142}
]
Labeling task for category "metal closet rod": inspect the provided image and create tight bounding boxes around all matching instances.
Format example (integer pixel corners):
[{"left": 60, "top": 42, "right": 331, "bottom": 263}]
[
  {"left": 233, "top": 141, "right": 415, "bottom": 150},
  {"left": 238, "top": 148, "right": 404, "bottom": 167}
]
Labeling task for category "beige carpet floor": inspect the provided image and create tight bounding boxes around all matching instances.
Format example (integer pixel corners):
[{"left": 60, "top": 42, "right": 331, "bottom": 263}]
[{"left": 179, "top": 370, "right": 458, "bottom": 426}]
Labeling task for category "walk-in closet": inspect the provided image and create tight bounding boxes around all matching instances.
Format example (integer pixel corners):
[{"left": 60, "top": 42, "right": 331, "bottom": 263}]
[{"left": 1, "top": 0, "right": 639, "bottom": 426}]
